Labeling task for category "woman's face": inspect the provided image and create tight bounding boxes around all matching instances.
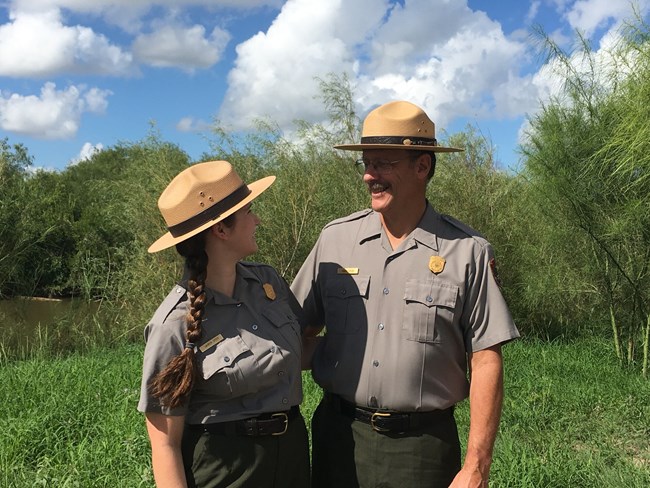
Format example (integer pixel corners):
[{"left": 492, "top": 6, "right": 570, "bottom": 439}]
[{"left": 227, "top": 203, "right": 261, "bottom": 258}]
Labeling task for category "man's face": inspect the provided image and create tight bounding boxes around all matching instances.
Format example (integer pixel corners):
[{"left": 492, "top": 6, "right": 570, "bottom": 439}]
[{"left": 360, "top": 149, "right": 423, "bottom": 217}]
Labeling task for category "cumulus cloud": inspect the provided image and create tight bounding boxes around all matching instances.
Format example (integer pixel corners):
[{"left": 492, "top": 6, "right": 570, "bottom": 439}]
[
  {"left": 0, "top": 83, "right": 112, "bottom": 139},
  {"left": 133, "top": 24, "right": 231, "bottom": 71},
  {"left": 564, "top": 0, "right": 650, "bottom": 37},
  {"left": 0, "top": 9, "right": 133, "bottom": 77},
  {"left": 69, "top": 142, "right": 104, "bottom": 165},
  {"left": 219, "top": 0, "right": 538, "bottom": 132}
]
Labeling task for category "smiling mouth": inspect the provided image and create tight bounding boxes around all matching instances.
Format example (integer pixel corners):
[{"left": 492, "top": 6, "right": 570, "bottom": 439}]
[{"left": 368, "top": 182, "right": 389, "bottom": 194}]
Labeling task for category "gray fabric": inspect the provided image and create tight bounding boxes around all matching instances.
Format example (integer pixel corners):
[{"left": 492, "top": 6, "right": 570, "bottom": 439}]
[
  {"left": 291, "top": 203, "right": 520, "bottom": 411},
  {"left": 138, "top": 261, "right": 304, "bottom": 423}
]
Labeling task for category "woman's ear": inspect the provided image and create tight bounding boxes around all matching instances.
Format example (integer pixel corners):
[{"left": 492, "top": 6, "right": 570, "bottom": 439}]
[{"left": 211, "top": 222, "right": 230, "bottom": 240}]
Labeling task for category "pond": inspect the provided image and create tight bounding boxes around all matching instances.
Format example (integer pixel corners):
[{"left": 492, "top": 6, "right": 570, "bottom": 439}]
[{"left": 0, "top": 297, "right": 101, "bottom": 356}]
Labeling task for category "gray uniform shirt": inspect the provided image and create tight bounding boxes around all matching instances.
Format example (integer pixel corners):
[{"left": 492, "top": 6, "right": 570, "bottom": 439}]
[
  {"left": 291, "top": 203, "right": 519, "bottom": 411},
  {"left": 138, "top": 262, "right": 303, "bottom": 424}
]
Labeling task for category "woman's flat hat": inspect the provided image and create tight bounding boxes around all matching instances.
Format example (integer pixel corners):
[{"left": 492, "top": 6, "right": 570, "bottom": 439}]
[
  {"left": 334, "top": 100, "right": 463, "bottom": 153},
  {"left": 148, "top": 160, "right": 275, "bottom": 253}
]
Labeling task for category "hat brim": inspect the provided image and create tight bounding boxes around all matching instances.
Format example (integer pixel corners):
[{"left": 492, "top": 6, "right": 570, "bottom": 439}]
[
  {"left": 148, "top": 175, "right": 276, "bottom": 253},
  {"left": 334, "top": 143, "right": 463, "bottom": 153}
]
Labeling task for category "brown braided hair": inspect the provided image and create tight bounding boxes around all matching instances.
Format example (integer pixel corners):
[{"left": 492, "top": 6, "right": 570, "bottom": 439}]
[{"left": 148, "top": 214, "right": 235, "bottom": 408}]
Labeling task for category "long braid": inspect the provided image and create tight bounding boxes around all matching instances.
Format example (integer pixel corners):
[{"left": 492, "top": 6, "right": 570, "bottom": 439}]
[{"left": 149, "top": 231, "right": 208, "bottom": 408}]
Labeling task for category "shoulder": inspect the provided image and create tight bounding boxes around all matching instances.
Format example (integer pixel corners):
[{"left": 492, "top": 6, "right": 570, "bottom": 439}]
[
  {"left": 439, "top": 214, "right": 490, "bottom": 248},
  {"left": 239, "top": 261, "right": 283, "bottom": 282},
  {"left": 322, "top": 209, "right": 373, "bottom": 231},
  {"left": 150, "top": 283, "right": 189, "bottom": 326}
]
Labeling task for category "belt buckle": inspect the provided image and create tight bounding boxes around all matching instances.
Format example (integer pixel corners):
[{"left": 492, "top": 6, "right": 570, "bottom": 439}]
[
  {"left": 271, "top": 412, "right": 288, "bottom": 435},
  {"left": 370, "top": 411, "right": 391, "bottom": 432}
]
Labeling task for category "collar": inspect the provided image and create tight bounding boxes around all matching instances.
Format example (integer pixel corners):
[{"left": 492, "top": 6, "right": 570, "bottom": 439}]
[
  {"left": 409, "top": 202, "right": 439, "bottom": 251},
  {"left": 359, "top": 203, "right": 439, "bottom": 251},
  {"left": 203, "top": 262, "right": 262, "bottom": 305}
]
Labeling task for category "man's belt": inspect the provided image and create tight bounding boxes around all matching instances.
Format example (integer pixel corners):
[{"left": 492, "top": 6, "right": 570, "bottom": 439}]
[
  {"left": 188, "top": 405, "right": 299, "bottom": 436},
  {"left": 326, "top": 393, "right": 452, "bottom": 433}
]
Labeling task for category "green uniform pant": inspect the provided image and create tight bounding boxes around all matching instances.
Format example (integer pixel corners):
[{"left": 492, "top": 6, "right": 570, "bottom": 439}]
[
  {"left": 311, "top": 397, "right": 461, "bottom": 488},
  {"left": 182, "top": 412, "right": 310, "bottom": 488}
]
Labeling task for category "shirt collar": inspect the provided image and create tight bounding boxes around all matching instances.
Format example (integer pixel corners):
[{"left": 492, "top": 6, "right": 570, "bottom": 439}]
[
  {"left": 359, "top": 203, "right": 440, "bottom": 251},
  {"left": 203, "top": 262, "right": 262, "bottom": 305}
]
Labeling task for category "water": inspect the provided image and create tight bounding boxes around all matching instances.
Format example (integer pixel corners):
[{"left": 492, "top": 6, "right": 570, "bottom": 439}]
[{"left": 0, "top": 297, "right": 100, "bottom": 354}]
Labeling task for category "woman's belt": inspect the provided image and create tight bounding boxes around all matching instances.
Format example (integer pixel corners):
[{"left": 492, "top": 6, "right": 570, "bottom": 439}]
[
  {"left": 325, "top": 393, "right": 453, "bottom": 433},
  {"left": 188, "top": 405, "right": 300, "bottom": 436}
]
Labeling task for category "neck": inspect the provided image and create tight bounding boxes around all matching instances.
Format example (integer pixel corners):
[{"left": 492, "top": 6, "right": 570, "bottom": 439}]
[
  {"left": 204, "top": 250, "right": 239, "bottom": 298},
  {"left": 379, "top": 198, "right": 427, "bottom": 249}
]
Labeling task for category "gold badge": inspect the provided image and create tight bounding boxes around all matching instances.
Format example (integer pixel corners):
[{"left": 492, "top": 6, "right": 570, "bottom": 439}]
[
  {"left": 337, "top": 267, "right": 359, "bottom": 275},
  {"left": 199, "top": 334, "right": 224, "bottom": 353},
  {"left": 263, "top": 283, "right": 276, "bottom": 300},
  {"left": 429, "top": 256, "right": 446, "bottom": 274}
]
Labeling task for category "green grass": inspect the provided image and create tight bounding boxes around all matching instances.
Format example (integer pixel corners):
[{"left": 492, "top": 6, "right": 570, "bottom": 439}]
[{"left": 1, "top": 338, "right": 648, "bottom": 487}]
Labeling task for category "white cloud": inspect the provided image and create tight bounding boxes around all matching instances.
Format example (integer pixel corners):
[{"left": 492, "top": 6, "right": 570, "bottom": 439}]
[
  {"left": 564, "top": 0, "right": 650, "bottom": 37},
  {"left": 219, "top": 0, "right": 538, "bottom": 134},
  {"left": 0, "top": 9, "right": 133, "bottom": 77},
  {"left": 132, "top": 24, "right": 231, "bottom": 71},
  {"left": 69, "top": 142, "right": 104, "bottom": 165},
  {"left": 219, "top": 0, "right": 387, "bottom": 129},
  {"left": 0, "top": 82, "right": 112, "bottom": 139},
  {"left": 176, "top": 116, "right": 212, "bottom": 132}
]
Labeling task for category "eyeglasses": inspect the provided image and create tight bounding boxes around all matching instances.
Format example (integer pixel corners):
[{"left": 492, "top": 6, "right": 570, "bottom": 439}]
[{"left": 354, "top": 158, "right": 404, "bottom": 175}]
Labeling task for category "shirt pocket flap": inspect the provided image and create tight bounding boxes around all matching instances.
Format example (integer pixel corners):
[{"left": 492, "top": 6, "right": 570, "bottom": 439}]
[
  {"left": 201, "top": 336, "right": 250, "bottom": 380},
  {"left": 404, "top": 280, "right": 458, "bottom": 308},
  {"left": 324, "top": 275, "right": 370, "bottom": 299}
]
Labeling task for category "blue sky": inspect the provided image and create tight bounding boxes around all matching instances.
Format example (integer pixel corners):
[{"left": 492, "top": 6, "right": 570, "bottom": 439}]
[{"left": 1, "top": 0, "right": 648, "bottom": 172}]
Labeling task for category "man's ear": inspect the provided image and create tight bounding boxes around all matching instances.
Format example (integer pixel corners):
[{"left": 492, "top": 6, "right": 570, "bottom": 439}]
[{"left": 414, "top": 153, "right": 431, "bottom": 180}]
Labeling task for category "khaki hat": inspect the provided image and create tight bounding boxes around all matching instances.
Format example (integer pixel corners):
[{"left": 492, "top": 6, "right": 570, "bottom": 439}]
[
  {"left": 148, "top": 160, "right": 275, "bottom": 253},
  {"left": 334, "top": 100, "right": 463, "bottom": 153}
]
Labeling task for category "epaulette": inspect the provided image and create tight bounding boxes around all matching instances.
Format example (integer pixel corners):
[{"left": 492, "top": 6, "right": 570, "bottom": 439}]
[
  {"left": 441, "top": 214, "right": 488, "bottom": 246},
  {"left": 323, "top": 208, "right": 373, "bottom": 230},
  {"left": 151, "top": 283, "right": 188, "bottom": 325}
]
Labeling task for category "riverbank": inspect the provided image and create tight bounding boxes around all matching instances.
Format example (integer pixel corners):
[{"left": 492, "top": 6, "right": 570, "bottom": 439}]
[{"left": 1, "top": 338, "right": 648, "bottom": 487}]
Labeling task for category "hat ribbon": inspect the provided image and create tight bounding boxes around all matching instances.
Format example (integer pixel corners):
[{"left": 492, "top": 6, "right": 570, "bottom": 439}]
[
  {"left": 360, "top": 136, "right": 437, "bottom": 147},
  {"left": 167, "top": 184, "right": 251, "bottom": 237}
]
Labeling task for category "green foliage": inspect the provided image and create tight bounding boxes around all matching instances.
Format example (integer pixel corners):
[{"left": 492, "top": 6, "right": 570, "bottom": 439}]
[
  {"left": 522, "top": 18, "right": 650, "bottom": 372},
  {"left": 1, "top": 339, "right": 647, "bottom": 486}
]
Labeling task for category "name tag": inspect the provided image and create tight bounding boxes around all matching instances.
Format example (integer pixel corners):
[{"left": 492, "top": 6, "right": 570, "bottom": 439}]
[
  {"left": 199, "top": 334, "right": 224, "bottom": 353},
  {"left": 337, "top": 267, "right": 359, "bottom": 275}
]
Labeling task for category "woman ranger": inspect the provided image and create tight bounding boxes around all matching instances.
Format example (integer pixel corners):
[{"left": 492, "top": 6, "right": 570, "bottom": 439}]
[{"left": 138, "top": 161, "right": 309, "bottom": 488}]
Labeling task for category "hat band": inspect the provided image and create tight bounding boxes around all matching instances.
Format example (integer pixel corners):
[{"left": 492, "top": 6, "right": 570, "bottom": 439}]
[
  {"left": 360, "top": 136, "right": 438, "bottom": 147},
  {"left": 167, "top": 184, "right": 252, "bottom": 238}
]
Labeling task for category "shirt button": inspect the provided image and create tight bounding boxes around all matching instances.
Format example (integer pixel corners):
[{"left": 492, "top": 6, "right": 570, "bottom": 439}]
[
  {"left": 236, "top": 303, "right": 242, "bottom": 308},
  {"left": 426, "top": 296, "right": 433, "bottom": 303},
  {"left": 176, "top": 287, "right": 183, "bottom": 294},
  {"left": 270, "top": 346, "right": 277, "bottom": 353},
  {"left": 282, "top": 398, "right": 288, "bottom": 404},
  {"left": 373, "top": 360, "right": 379, "bottom": 367},
  {"left": 369, "top": 396, "right": 378, "bottom": 407},
  {"left": 383, "top": 287, "right": 389, "bottom": 295},
  {"left": 378, "top": 323, "right": 384, "bottom": 330},
  {"left": 224, "top": 356, "right": 230, "bottom": 363},
  {"left": 340, "top": 289, "right": 347, "bottom": 296},
  {"left": 278, "top": 371, "right": 285, "bottom": 377},
  {"left": 252, "top": 324, "right": 258, "bottom": 331}
]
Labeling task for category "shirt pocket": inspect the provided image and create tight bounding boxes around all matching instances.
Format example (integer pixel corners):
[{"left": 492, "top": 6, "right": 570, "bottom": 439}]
[
  {"left": 324, "top": 275, "right": 370, "bottom": 334},
  {"left": 262, "top": 304, "right": 301, "bottom": 354},
  {"left": 200, "top": 336, "right": 254, "bottom": 398},
  {"left": 402, "top": 280, "right": 459, "bottom": 343}
]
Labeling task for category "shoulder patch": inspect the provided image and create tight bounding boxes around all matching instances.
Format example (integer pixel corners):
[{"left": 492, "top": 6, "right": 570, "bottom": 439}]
[
  {"left": 151, "top": 283, "right": 188, "bottom": 325},
  {"left": 441, "top": 214, "right": 487, "bottom": 245},
  {"left": 323, "top": 209, "right": 373, "bottom": 230}
]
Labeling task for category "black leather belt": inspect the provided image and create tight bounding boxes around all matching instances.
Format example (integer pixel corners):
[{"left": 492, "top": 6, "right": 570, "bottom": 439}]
[
  {"left": 325, "top": 393, "right": 452, "bottom": 433},
  {"left": 188, "top": 405, "right": 299, "bottom": 436}
]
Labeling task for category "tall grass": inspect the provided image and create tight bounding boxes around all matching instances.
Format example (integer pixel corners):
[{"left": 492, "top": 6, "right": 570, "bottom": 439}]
[{"left": 1, "top": 338, "right": 648, "bottom": 487}]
